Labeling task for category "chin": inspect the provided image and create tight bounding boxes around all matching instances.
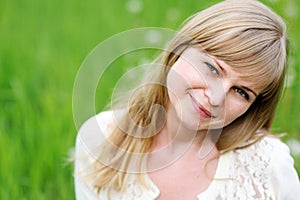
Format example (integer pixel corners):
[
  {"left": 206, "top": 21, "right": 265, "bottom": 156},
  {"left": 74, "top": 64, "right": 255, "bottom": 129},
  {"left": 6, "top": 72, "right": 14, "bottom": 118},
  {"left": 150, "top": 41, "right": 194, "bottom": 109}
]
[
  {"left": 196, "top": 119, "right": 227, "bottom": 131},
  {"left": 176, "top": 116, "right": 200, "bottom": 132}
]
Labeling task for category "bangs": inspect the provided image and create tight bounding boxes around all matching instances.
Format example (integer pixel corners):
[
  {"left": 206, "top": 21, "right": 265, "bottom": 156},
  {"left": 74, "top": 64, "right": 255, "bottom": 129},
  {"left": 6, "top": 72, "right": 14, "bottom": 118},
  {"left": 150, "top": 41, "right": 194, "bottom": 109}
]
[
  {"left": 177, "top": 0, "right": 288, "bottom": 96},
  {"left": 202, "top": 28, "right": 286, "bottom": 93}
]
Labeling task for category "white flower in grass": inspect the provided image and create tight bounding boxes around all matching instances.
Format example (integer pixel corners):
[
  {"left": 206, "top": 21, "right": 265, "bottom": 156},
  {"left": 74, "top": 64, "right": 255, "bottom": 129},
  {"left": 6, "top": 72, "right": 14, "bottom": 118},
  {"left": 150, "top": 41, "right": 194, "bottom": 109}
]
[
  {"left": 284, "top": 0, "right": 298, "bottom": 18},
  {"left": 126, "top": 0, "right": 143, "bottom": 14},
  {"left": 145, "top": 30, "right": 162, "bottom": 45},
  {"left": 166, "top": 8, "right": 180, "bottom": 22}
]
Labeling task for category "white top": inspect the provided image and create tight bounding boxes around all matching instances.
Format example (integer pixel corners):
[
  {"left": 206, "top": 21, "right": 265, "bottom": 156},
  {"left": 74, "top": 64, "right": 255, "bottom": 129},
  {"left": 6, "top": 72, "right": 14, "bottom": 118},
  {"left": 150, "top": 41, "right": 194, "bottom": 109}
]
[{"left": 74, "top": 111, "right": 300, "bottom": 200}]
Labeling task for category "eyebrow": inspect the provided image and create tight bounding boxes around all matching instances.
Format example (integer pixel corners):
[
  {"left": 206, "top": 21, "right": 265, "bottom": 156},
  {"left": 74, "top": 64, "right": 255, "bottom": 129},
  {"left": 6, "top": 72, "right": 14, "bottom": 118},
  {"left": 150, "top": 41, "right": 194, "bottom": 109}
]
[{"left": 212, "top": 57, "right": 258, "bottom": 97}]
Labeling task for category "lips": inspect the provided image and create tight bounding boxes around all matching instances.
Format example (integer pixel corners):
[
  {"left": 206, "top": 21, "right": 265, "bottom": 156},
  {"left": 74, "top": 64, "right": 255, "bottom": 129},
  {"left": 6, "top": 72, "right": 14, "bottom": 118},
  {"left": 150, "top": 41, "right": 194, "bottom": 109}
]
[{"left": 188, "top": 93, "right": 213, "bottom": 118}]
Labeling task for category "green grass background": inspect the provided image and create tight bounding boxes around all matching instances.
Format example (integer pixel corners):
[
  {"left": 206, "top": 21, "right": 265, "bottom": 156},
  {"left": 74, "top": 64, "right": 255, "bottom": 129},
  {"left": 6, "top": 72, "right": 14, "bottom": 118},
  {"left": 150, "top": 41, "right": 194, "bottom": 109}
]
[{"left": 0, "top": 0, "right": 299, "bottom": 199}]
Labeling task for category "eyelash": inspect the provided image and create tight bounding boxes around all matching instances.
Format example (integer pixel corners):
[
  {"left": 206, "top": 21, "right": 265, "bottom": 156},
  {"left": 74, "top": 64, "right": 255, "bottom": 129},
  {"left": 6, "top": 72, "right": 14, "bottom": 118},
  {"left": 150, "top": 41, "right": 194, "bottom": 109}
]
[
  {"left": 233, "top": 87, "right": 250, "bottom": 100},
  {"left": 205, "top": 62, "right": 219, "bottom": 76},
  {"left": 205, "top": 62, "right": 250, "bottom": 100}
]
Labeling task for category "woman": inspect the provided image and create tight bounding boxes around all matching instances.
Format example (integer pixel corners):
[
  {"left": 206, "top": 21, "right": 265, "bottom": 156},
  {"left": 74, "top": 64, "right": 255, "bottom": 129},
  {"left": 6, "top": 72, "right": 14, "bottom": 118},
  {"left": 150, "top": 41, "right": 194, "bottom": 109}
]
[{"left": 74, "top": 0, "right": 300, "bottom": 199}]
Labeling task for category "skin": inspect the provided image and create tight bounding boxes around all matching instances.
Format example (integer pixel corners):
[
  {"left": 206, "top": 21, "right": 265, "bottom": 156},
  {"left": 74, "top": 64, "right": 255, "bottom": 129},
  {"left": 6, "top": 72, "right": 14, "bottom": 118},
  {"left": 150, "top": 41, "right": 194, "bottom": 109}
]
[
  {"left": 148, "top": 47, "right": 261, "bottom": 199},
  {"left": 166, "top": 47, "right": 259, "bottom": 131}
]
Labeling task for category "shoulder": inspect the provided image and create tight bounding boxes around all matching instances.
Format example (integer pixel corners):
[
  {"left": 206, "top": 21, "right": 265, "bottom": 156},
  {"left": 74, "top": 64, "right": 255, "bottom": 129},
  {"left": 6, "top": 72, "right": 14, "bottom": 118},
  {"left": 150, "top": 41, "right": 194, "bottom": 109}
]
[
  {"left": 247, "top": 136, "right": 297, "bottom": 170},
  {"left": 233, "top": 136, "right": 298, "bottom": 174},
  {"left": 75, "top": 110, "right": 115, "bottom": 152},
  {"left": 74, "top": 110, "right": 115, "bottom": 199},
  {"left": 265, "top": 137, "right": 300, "bottom": 199},
  {"left": 78, "top": 110, "right": 115, "bottom": 138},
  {"left": 74, "top": 110, "right": 158, "bottom": 199},
  {"left": 231, "top": 136, "right": 300, "bottom": 199},
  {"left": 234, "top": 136, "right": 292, "bottom": 161},
  {"left": 74, "top": 110, "right": 117, "bottom": 164}
]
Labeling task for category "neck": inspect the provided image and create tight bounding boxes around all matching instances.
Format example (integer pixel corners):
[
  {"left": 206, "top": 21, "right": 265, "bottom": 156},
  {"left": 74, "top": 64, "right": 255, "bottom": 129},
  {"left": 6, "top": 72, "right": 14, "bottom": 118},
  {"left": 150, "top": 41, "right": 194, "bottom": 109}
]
[
  {"left": 153, "top": 104, "right": 207, "bottom": 149},
  {"left": 148, "top": 105, "right": 218, "bottom": 172}
]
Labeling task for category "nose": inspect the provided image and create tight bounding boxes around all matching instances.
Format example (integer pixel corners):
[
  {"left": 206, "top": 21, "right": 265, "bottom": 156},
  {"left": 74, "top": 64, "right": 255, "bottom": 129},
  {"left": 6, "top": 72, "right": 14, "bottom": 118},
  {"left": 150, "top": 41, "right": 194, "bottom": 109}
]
[{"left": 204, "top": 82, "right": 227, "bottom": 106}]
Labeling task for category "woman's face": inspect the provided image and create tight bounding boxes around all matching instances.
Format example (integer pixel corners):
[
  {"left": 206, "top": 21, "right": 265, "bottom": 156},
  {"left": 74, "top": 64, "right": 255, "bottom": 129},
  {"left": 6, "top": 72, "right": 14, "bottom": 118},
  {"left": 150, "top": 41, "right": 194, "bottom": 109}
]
[{"left": 166, "top": 47, "right": 260, "bottom": 131}]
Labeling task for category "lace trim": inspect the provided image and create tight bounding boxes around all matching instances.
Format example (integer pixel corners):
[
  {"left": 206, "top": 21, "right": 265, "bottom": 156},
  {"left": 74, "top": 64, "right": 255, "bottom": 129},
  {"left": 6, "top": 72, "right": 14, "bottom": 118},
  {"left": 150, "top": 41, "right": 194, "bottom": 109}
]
[{"left": 214, "top": 138, "right": 275, "bottom": 200}]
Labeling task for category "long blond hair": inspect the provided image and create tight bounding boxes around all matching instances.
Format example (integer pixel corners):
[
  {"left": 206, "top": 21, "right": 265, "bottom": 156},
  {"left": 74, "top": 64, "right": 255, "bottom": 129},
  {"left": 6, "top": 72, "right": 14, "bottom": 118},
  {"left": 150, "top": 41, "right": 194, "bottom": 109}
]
[{"left": 88, "top": 0, "right": 288, "bottom": 192}]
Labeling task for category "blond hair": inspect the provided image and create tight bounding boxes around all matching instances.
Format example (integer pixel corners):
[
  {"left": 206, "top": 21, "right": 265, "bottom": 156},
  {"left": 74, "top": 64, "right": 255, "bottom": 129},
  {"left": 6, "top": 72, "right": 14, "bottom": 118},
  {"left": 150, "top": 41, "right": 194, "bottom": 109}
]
[{"left": 88, "top": 0, "right": 288, "bottom": 192}]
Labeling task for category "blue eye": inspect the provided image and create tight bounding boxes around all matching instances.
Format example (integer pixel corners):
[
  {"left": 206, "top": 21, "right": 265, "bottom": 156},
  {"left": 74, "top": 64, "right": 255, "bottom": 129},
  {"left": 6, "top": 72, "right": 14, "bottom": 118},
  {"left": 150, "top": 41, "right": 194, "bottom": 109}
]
[
  {"left": 233, "top": 87, "right": 250, "bottom": 100},
  {"left": 205, "top": 62, "right": 219, "bottom": 75}
]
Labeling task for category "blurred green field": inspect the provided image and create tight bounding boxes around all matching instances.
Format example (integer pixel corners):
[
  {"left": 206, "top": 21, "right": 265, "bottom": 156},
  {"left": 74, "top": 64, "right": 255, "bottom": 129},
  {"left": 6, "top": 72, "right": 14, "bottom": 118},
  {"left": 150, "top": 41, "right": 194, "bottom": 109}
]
[{"left": 0, "top": 0, "right": 299, "bottom": 199}]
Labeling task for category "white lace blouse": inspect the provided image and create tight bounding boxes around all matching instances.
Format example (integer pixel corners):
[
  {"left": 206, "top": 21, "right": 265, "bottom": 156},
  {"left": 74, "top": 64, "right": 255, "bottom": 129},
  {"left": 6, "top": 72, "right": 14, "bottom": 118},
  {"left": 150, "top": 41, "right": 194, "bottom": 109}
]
[{"left": 74, "top": 111, "right": 300, "bottom": 200}]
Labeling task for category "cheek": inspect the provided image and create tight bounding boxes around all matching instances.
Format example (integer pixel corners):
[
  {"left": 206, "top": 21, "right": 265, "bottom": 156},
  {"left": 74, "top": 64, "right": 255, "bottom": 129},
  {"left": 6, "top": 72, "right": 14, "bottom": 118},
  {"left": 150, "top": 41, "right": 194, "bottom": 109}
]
[
  {"left": 169, "top": 58, "right": 204, "bottom": 88},
  {"left": 224, "top": 102, "right": 251, "bottom": 125},
  {"left": 166, "top": 69, "right": 183, "bottom": 109},
  {"left": 166, "top": 69, "right": 182, "bottom": 100}
]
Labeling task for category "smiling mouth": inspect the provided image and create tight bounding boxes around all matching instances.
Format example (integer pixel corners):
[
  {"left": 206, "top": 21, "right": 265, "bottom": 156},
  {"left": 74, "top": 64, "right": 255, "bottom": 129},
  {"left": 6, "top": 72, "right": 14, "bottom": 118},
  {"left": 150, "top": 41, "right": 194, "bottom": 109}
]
[{"left": 188, "top": 93, "right": 214, "bottom": 118}]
